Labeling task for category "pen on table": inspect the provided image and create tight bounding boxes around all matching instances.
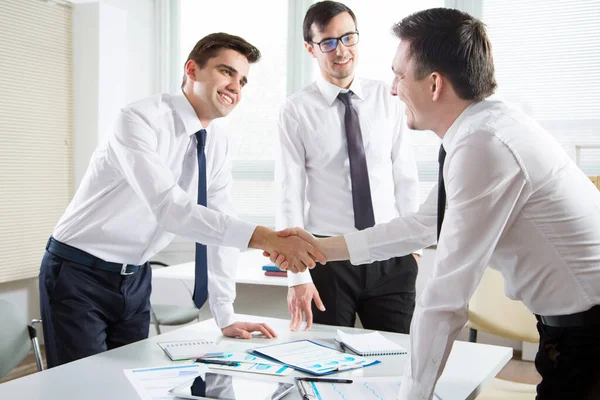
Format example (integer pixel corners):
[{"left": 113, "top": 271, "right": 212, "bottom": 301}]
[
  {"left": 196, "top": 358, "right": 240, "bottom": 367},
  {"left": 296, "top": 377, "right": 353, "bottom": 384},
  {"left": 295, "top": 379, "right": 310, "bottom": 400}
]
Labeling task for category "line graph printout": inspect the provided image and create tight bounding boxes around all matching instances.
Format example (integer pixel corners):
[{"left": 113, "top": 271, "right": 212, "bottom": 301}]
[
  {"left": 305, "top": 378, "right": 401, "bottom": 400},
  {"left": 304, "top": 378, "right": 443, "bottom": 400}
]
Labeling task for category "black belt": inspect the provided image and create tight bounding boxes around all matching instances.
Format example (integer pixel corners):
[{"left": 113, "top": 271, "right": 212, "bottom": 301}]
[
  {"left": 46, "top": 237, "right": 144, "bottom": 275},
  {"left": 536, "top": 305, "right": 600, "bottom": 328}
]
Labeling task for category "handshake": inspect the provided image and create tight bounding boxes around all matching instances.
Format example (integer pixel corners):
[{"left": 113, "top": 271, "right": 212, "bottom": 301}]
[{"left": 250, "top": 226, "right": 330, "bottom": 274}]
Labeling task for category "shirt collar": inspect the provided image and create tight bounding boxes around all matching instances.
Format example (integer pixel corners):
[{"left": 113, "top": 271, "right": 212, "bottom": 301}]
[
  {"left": 316, "top": 75, "right": 364, "bottom": 106},
  {"left": 442, "top": 101, "right": 481, "bottom": 154},
  {"left": 171, "top": 91, "right": 206, "bottom": 136}
]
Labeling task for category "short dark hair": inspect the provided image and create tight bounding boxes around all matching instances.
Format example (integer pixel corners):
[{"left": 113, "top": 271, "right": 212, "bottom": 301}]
[
  {"left": 181, "top": 32, "right": 261, "bottom": 88},
  {"left": 392, "top": 8, "right": 497, "bottom": 101},
  {"left": 303, "top": 1, "right": 357, "bottom": 42}
]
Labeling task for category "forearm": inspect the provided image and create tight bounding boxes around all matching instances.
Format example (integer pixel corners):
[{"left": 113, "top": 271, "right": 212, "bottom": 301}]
[
  {"left": 248, "top": 226, "right": 275, "bottom": 252},
  {"left": 318, "top": 236, "right": 350, "bottom": 262}
]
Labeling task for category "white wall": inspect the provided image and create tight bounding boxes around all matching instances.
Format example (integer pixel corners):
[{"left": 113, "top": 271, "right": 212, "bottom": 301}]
[{"left": 73, "top": 0, "right": 157, "bottom": 188}]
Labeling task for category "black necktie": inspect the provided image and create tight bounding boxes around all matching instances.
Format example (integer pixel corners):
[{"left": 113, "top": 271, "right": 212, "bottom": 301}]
[
  {"left": 193, "top": 129, "right": 208, "bottom": 308},
  {"left": 437, "top": 144, "right": 447, "bottom": 240},
  {"left": 338, "top": 91, "right": 375, "bottom": 230}
]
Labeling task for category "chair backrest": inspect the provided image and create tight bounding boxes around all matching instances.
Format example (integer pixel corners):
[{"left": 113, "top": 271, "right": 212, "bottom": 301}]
[
  {"left": 467, "top": 269, "right": 539, "bottom": 343},
  {"left": 0, "top": 299, "right": 31, "bottom": 378}
]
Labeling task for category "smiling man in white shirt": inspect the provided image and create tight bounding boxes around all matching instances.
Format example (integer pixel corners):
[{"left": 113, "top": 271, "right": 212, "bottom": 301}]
[
  {"left": 277, "top": 1, "right": 421, "bottom": 333},
  {"left": 39, "top": 33, "right": 325, "bottom": 368},
  {"left": 269, "top": 8, "right": 600, "bottom": 400}
]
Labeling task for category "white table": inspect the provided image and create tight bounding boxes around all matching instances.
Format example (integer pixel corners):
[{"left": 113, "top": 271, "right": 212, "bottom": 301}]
[
  {"left": 0, "top": 315, "right": 512, "bottom": 400},
  {"left": 153, "top": 249, "right": 287, "bottom": 287},
  {"left": 151, "top": 250, "right": 291, "bottom": 325}
]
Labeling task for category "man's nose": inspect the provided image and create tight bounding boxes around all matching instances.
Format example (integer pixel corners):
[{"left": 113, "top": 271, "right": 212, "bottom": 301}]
[{"left": 390, "top": 79, "right": 398, "bottom": 96}]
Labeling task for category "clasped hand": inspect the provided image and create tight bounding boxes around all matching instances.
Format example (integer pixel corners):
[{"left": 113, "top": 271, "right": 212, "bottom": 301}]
[{"left": 263, "top": 228, "right": 326, "bottom": 273}]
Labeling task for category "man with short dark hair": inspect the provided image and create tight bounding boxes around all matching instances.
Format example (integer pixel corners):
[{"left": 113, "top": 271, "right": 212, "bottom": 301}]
[
  {"left": 270, "top": 8, "right": 600, "bottom": 399},
  {"left": 40, "top": 32, "right": 324, "bottom": 368},
  {"left": 277, "top": 1, "right": 420, "bottom": 333}
]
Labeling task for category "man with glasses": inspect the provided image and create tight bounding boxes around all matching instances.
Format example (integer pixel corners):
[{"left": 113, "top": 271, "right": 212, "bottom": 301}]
[{"left": 276, "top": 1, "right": 421, "bottom": 333}]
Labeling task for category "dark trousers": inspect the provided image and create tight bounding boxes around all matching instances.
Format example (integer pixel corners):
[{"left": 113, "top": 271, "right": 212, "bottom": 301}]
[
  {"left": 308, "top": 255, "right": 417, "bottom": 333},
  {"left": 535, "top": 320, "right": 600, "bottom": 399},
  {"left": 39, "top": 251, "right": 152, "bottom": 368}
]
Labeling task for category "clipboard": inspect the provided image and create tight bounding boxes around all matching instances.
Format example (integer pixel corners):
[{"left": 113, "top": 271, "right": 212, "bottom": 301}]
[
  {"left": 248, "top": 339, "right": 380, "bottom": 376},
  {"left": 294, "top": 377, "right": 444, "bottom": 400}
]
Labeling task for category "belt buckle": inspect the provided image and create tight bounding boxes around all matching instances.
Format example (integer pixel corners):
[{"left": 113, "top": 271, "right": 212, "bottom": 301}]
[{"left": 120, "top": 264, "right": 135, "bottom": 276}]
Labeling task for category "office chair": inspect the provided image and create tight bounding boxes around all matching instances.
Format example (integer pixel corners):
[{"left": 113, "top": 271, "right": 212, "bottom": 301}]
[
  {"left": 0, "top": 299, "right": 44, "bottom": 379},
  {"left": 467, "top": 268, "right": 539, "bottom": 400},
  {"left": 149, "top": 261, "right": 200, "bottom": 335}
]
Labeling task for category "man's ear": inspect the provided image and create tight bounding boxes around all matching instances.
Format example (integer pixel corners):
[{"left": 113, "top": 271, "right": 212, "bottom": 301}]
[
  {"left": 184, "top": 60, "right": 197, "bottom": 82},
  {"left": 430, "top": 72, "right": 443, "bottom": 102},
  {"left": 304, "top": 41, "right": 316, "bottom": 58}
]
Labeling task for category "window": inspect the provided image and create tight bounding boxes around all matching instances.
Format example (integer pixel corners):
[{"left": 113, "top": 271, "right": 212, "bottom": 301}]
[
  {"left": 478, "top": 0, "right": 600, "bottom": 174},
  {"left": 179, "top": 0, "right": 288, "bottom": 227}
]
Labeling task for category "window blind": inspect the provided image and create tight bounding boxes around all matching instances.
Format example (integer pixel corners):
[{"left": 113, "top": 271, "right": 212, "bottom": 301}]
[
  {"left": 481, "top": 0, "right": 600, "bottom": 173},
  {"left": 0, "top": 0, "right": 73, "bottom": 283}
]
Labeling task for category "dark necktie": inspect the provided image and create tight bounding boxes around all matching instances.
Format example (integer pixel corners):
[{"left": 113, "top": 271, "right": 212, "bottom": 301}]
[
  {"left": 338, "top": 91, "right": 375, "bottom": 230},
  {"left": 437, "top": 144, "right": 447, "bottom": 240},
  {"left": 193, "top": 129, "right": 208, "bottom": 308}
]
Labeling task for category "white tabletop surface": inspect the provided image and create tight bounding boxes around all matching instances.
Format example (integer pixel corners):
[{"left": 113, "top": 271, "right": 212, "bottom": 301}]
[
  {"left": 152, "top": 249, "right": 289, "bottom": 287},
  {"left": 0, "top": 315, "right": 512, "bottom": 400}
]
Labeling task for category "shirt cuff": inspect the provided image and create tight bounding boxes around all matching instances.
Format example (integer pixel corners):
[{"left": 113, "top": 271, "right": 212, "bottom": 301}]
[
  {"left": 343, "top": 231, "right": 371, "bottom": 265},
  {"left": 211, "top": 302, "right": 235, "bottom": 329},
  {"left": 413, "top": 249, "right": 423, "bottom": 256},
  {"left": 222, "top": 217, "right": 256, "bottom": 250},
  {"left": 287, "top": 269, "right": 313, "bottom": 287}
]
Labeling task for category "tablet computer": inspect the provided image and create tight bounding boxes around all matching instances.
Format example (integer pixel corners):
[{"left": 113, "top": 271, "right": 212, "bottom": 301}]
[{"left": 168, "top": 371, "right": 294, "bottom": 400}]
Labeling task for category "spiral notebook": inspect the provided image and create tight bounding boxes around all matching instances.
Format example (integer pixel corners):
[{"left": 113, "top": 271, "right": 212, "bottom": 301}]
[
  {"left": 335, "top": 329, "right": 407, "bottom": 356},
  {"left": 157, "top": 339, "right": 226, "bottom": 361}
]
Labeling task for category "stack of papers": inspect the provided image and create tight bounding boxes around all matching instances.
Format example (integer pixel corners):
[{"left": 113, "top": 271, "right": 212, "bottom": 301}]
[
  {"left": 249, "top": 340, "right": 379, "bottom": 375},
  {"left": 299, "top": 377, "right": 403, "bottom": 400},
  {"left": 124, "top": 363, "right": 206, "bottom": 400},
  {"left": 201, "top": 352, "right": 292, "bottom": 376},
  {"left": 299, "top": 377, "right": 443, "bottom": 400}
]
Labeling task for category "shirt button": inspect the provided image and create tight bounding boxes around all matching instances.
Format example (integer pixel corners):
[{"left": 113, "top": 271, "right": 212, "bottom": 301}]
[{"left": 432, "top": 358, "right": 438, "bottom": 364}]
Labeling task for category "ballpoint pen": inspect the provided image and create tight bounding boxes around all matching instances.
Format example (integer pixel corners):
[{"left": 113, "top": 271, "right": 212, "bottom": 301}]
[
  {"left": 295, "top": 379, "right": 310, "bottom": 400},
  {"left": 333, "top": 362, "right": 364, "bottom": 372},
  {"left": 195, "top": 358, "right": 240, "bottom": 367},
  {"left": 296, "top": 377, "right": 353, "bottom": 384}
]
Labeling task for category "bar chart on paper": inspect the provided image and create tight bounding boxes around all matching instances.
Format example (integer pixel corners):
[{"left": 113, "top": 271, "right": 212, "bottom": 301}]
[{"left": 306, "top": 378, "right": 402, "bottom": 400}]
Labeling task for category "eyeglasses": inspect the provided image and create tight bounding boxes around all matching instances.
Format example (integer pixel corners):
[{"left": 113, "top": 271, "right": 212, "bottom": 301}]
[{"left": 310, "top": 31, "right": 359, "bottom": 53}]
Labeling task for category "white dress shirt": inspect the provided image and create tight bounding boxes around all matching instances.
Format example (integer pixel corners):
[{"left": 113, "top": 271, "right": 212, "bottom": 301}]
[
  {"left": 343, "top": 99, "right": 600, "bottom": 400},
  {"left": 53, "top": 92, "right": 257, "bottom": 328},
  {"left": 277, "top": 77, "right": 420, "bottom": 286}
]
